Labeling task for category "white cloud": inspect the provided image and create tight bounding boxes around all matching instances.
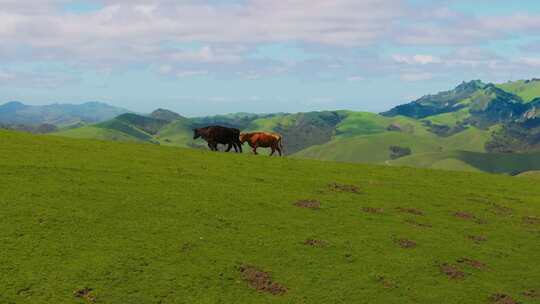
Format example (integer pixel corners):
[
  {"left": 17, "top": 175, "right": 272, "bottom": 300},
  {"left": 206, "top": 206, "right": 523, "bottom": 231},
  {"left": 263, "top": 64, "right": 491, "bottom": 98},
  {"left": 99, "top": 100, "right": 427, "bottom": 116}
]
[
  {"left": 169, "top": 46, "right": 243, "bottom": 64},
  {"left": 392, "top": 54, "right": 441, "bottom": 65},
  {"left": 0, "top": 69, "right": 80, "bottom": 88},
  {"left": 0, "top": 0, "right": 540, "bottom": 84},
  {"left": 0, "top": 71, "right": 15, "bottom": 81},
  {"left": 401, "top": 72, "right": 433, "bottom": 82},
  {"left": 175, "top": 70, "right": 208, "bottom": 78},
  {"left": 517, "top": 57, "right": 540, "bottom": 68},
  {"left": 347, "top": 75, "right": 364, "bottom": 82}
]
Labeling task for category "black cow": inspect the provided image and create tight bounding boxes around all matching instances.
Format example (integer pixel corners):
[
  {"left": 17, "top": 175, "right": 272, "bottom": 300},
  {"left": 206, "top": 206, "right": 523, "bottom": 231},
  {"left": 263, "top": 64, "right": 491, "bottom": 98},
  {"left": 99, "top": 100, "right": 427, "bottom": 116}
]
[{"left": 193, "top": 126, "right": 243, "bottom": 153}]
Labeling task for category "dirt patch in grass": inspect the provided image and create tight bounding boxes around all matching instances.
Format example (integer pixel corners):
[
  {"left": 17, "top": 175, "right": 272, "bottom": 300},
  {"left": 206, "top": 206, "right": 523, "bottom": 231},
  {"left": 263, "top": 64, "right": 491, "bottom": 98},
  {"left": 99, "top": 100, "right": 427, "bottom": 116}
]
[
  {"left": 523, "top": 289, "right": 539, "bottom": 298},
  {"left": 453, "top": 211, "right": 486, "bottom": 224},
  {"left": 395, "top": 238, "right": 416, "bottom": 248},
  {"left": 523, "top": 216, "right": 540, "bottom": 225},
  {"left": 404, "top": 219, "right": 432, "bottom": 228},
  {"left": 73, "top": 288, "right": 95, "bottom": 302},
  {"left": 362, "top": 207, "right": 384, "bottom": 214},
  {"left": 489, "top": 293, "right": 518, "bottom": 304},
  {"left": 294, "top": 200, "right": 321, "bottom": 209},
  {"left": 454, "top": 211, "right": 475, "bottom": 219},
  {"left": 439, "top": 264, "right": 465, "bottom": 280},
  {"left": 468, "top": 197, "right": 491, "bottom": 204},
  {"left": 376, "top": 275, "right": 397, "bottom": 289},
  {"left": 239, "top": 265, "right": 287, "bottom": 295},
  {"left": 303, "top": 239, "right": 328, "bottom": 247},
  {"left": 180, "top": 242, "right": 195, "bottom": 252},
  {"left": 344, "top": 253, "right": 355, "bottom": 263},
  {"left": 329, "top": 182, "right": 360, "bottom": 194},
  {"left": 396, "top": 207, "right": 424, "bottom": 216},
  {"left": 468, "top": 235, "right": 487, "bottom": 244},
  {"left": 490, "top": 204, "right": 513, "bottom": 216},
  {"left": 457, "top": 258, "right": 486, "bottom": 270}
]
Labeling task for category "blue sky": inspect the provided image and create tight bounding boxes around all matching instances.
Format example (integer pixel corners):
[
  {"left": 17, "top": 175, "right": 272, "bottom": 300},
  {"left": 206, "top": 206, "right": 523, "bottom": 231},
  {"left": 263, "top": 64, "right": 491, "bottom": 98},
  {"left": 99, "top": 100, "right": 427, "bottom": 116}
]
[{"left": 1, "top": 0, "right": 540, "bottom": 116}]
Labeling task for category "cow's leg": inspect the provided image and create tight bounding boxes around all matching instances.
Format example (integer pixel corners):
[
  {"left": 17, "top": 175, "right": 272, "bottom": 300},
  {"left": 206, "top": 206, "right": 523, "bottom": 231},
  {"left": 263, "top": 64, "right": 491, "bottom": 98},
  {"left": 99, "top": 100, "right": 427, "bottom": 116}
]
[
  {"left": 232, "top": 142, "right": 241, "bottom": 153},
  {"left": 270, "top": 146, "right": 276, "bottom": 156},
  {"left": 225, "top": 143, "right": 233, "bottom": 152},
  {"left": 231, "top": 143, "right": 238, "bottom": 153},
  {"left": 277, "top": 146, "right": 282, "bottom": 156},
  {"left": 252, "top": 145, "right": 258, "bottom": 155},
  {"left": 237, "top": 141, "right": 243, "bottom": 153}
]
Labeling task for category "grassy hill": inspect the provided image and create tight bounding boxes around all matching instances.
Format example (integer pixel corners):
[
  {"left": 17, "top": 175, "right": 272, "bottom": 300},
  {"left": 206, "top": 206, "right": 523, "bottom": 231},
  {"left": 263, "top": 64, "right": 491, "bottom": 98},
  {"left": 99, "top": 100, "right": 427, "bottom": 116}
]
[
  {"left": 293, "top": 112, "right": 492, "bottom": 164},
  {"left": 53, "top": 125, "right": 146, "bottom": 143},
  {"left": 517, "top": 170, "right": 540, "bottom": 178},
  {"left": 54, "top": 113, "right": 187, "bottom": 146},
  {"left": 1, "top": 130, "right": 539, "bottom": 303},
  {"left": 388, "top": 150, "right": 540, "bottom": 174},
  {"left": 497, "top": 79, "right": 540, "bottom": 102}
]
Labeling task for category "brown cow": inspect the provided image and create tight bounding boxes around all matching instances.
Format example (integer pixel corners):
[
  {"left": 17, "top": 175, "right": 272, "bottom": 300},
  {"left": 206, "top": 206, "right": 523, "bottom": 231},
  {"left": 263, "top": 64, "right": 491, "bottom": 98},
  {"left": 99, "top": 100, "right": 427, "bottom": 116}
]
[{"left": 239, "top": 132, "right": 283, "bottom": 156}]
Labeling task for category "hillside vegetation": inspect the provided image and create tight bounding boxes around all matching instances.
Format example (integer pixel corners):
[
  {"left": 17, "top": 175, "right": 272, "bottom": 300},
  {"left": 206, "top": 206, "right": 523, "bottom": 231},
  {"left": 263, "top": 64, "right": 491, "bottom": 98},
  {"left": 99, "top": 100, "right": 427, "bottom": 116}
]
[{"left": 1, "top": 130, "right": 539, "bottom": 303}]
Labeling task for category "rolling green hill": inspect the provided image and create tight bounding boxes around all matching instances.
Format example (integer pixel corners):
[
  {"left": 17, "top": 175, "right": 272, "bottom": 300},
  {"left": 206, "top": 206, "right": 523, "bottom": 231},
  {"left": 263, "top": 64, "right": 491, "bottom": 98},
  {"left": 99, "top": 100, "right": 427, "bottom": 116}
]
[
  {"left": 497, "top": 79, "right": 540, "bottom": 102},
  {"left": 55, "top": 112, "right": 191, "bottom": 146},
  {"left": 388, "top": 150, "right": 540, "bottom": 174},
  {"left": 293, "top": 112, "right": 492, "bottom": 164},
  {"left": 517, "top": 170, "right": 540, "bottom": 178},
  {"left": 53, "top": 125, "right": 146, "bottom": 143},
  {"left": 1, "top": 130, "right": 540, "bottom": 303}
]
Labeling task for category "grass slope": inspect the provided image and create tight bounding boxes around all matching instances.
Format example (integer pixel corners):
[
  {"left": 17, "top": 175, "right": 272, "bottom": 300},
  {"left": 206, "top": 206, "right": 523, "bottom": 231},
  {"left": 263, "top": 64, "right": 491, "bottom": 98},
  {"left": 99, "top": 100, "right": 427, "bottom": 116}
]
[
  {"left": 54, "top": 114, "right": 197, "bottom": 147},
  {"left": 517, "top": 171, "right": 540, "bottom": 178},
  {"left": 423, "top": 108, "right": 471, "bottom": 127},
  {"left": 155, "top": 119, "right": 195, "bottom": 148},
  {"left": 498, "top": 80, "right": 540, "bottom": 102},
  {"left": 53, "top": 125, "right": 146, "bottom": 143},
  {"left": 389, "top": 150, "right": 540, "bottom": 174},
  {"left": 1, "top": 130, "right": 540, "bottom": 303}
]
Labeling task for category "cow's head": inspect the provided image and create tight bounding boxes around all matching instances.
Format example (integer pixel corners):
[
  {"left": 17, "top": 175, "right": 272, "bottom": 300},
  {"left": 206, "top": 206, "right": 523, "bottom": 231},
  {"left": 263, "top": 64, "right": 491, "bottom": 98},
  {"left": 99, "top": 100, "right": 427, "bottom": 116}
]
[
  {"left": 193, "top": 128, "right": 201, "bottom": 139},
  {"left": 239, "top": 133, "right": 249, "bottom": 144}
]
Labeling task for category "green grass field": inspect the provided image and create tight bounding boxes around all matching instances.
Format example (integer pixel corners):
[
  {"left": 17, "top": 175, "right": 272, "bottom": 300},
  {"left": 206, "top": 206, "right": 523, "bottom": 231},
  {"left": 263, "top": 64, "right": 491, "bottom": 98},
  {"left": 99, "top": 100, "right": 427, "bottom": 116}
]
[{"left": 1, "top": 130, "right": 539, "bottom": 303}]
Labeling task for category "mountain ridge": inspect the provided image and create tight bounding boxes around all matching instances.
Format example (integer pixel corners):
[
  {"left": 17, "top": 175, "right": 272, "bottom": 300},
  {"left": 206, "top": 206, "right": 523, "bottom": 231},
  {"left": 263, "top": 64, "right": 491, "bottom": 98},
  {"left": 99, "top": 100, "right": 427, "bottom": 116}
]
[{"left": 0, "top": 101, "right": 130, "bottom": 126}]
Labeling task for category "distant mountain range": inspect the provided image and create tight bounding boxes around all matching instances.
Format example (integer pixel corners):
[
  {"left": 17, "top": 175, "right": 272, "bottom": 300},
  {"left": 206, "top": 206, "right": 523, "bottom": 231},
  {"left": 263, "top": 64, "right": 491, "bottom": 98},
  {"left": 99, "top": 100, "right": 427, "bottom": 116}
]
[
  {"left": 3, "top": 79, "right": 540, "bottom": 174},
  {"left": 0, "top": 101, "right": 130, "bottom": 127}
]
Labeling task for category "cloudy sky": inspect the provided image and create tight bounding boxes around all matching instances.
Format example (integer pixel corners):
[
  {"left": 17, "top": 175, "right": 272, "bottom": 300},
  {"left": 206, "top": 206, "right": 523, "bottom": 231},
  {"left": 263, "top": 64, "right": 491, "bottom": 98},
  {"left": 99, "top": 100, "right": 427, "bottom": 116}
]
[{"left": 1, "top": 0, "right": 540, "bottom": 116}]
